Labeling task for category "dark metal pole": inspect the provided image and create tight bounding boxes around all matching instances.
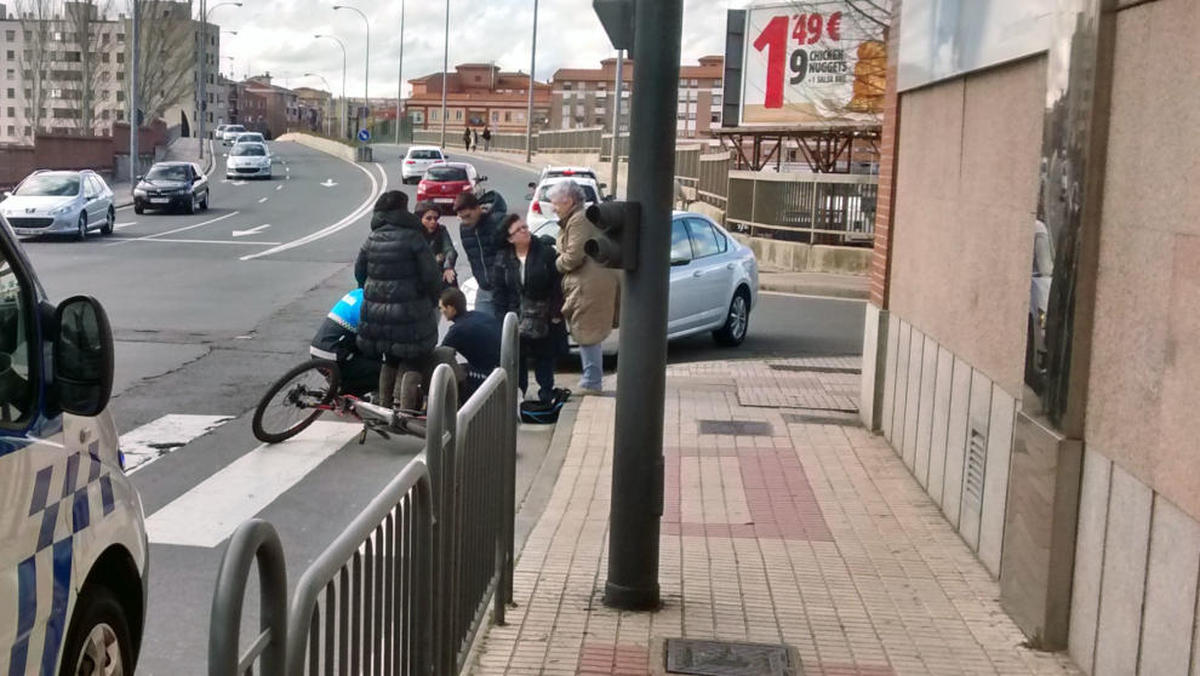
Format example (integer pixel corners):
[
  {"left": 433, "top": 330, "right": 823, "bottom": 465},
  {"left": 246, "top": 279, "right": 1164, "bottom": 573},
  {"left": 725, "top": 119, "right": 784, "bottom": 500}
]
[
  {"left": 129, "top": 0, "right": 139, "bottom": 192},
  {"left": 603, "top": 0, "right": 682, "bottom": 611},
  {"left": 524, "top": 0, "right": 538, "bottom": 163},
  {"left": 608, "top": 49, "right": 623, "bottom": 196}
]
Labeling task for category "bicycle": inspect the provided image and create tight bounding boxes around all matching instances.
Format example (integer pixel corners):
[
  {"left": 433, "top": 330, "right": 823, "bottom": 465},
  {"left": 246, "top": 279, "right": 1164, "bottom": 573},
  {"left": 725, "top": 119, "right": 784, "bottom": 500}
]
[{"left": 251, "top": 359, "right": 427, "bottom": 444}]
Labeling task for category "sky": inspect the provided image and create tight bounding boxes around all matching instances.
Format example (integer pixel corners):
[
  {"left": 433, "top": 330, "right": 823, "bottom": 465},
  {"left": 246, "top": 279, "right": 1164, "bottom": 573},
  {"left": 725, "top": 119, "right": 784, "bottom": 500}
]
[{"left": 214, "top": 0, "right": 745, "bottom": 98}]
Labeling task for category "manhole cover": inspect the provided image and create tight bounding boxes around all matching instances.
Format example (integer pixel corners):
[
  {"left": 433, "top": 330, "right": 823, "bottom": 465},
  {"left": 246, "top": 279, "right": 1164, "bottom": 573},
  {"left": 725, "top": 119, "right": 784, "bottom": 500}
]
[
  {"left": 664, "top": 638, "right": 799, "bottom": 675},
  {"left": 768, "top": 364, "right": 861, "bottom": 375},
  {"left": 698, "top": 420, "right": 774, "bottom": 436}
]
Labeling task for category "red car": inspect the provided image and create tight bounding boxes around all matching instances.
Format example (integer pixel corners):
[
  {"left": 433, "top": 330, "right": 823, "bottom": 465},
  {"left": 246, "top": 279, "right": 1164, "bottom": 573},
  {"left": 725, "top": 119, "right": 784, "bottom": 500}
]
[{"left": 417, "top": 162, "right": 487, "bottom": 213}]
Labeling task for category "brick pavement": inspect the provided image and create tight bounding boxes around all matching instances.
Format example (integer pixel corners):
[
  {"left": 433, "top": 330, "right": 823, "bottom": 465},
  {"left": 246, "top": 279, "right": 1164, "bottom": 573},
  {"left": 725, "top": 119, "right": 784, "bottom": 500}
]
[{"left": 469, "top": 360, "right": 1080, "bottom": 675}]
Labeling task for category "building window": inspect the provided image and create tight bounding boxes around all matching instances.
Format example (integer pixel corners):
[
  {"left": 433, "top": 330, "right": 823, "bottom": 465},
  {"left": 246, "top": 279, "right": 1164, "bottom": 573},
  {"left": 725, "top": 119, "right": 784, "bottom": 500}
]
[
  {"left": 430, "top": 108, "right": 440, "bottom": 121},
  {"left": 515, "top": 111, "right": 524, "bottom": 121},
  {"left": 714, "top": 79, "right": 723, "bottom": 89},
  {"left": 504, "top": 111, "right": 511, "bottom": 122},
  {"left": 4, "top": 69, "right": 11, "bottom": 81},
  {"left": 562, "top": 83, "right": 572, "bottom": 91},
  {"left": 491, "top": 111, "right": 499, "bottom": 122},
  {"left": 5, "top": 31, "right": 14, "bottom": 41},
  {"left": 711, "top": 112, "right": 720, "bottom": 124},
  {"left": 5, "top": 126, "right": 13, "bottom": 136},
  {"left": 689, "top": 79, "right": 698, "bottom": 86},
  {"left": 5, "top": 88, "right": 12, "bottom": 99},
  {"left": 116, "top": 52, "right": 124, "bottom": 64},
  {"left": 454, "top": 109, "right": 462, "bottom": 120},
  {"left": 561, "top": 105, "right": 569, "bottom": 120},
  {"left": 5, "top": 107, "right": 12, "bottom": 117}
]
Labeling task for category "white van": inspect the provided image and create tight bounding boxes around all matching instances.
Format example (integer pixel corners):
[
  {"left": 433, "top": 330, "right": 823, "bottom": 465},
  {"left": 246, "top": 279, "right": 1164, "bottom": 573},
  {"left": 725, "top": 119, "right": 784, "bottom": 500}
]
[{"left": 0, "top": 214, "right": 148, "bottom": 674}]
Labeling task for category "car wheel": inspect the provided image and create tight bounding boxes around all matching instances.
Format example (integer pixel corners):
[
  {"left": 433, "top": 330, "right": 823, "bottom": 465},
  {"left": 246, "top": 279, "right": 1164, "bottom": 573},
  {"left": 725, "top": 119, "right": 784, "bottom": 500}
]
[
  {"left": 101, "top": 208, "right": 114, "bottom": 235},
  {"left": 713, "top": 289, "right": 751, "bottom": 347},
  {"left": 76, "top": 213, "right": 88, "bottom": 241},
  {"left": 185, "top": 193, "right": 196, "bottom": 215},
  {"left": 200, "top": 191, "right": 209, "bottom": 210},
  {"left": 57, "top": 584, "right": 134, "bottom": 676},
  {"left": 133, "top": 202, "right": 144, "bottom": 215}
]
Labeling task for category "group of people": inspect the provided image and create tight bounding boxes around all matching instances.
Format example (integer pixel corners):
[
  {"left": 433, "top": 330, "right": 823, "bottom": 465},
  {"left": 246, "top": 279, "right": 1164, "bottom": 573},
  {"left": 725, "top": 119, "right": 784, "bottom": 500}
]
[
  {"left": 312, "top": 175, "right": 619, "bottom": 412},
  {"left": 462, "top": 126, "right": 493, "bottom": 152}
]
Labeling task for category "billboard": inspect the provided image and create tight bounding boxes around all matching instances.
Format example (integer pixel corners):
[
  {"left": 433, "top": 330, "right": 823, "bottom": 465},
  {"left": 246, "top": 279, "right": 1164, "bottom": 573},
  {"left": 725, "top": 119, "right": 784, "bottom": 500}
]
[{"left": 739, "top": 1, "right": 887, "bottom": 127}]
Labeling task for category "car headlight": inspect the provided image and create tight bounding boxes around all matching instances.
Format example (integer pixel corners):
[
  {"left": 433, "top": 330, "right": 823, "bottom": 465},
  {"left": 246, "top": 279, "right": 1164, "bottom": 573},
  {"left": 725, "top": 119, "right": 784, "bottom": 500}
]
[
  {"left": 134, "top": 188, "right": 147, "bottom": 197},
  {"left": 51, "top": 203, "right": 75, "bottom": 215}
]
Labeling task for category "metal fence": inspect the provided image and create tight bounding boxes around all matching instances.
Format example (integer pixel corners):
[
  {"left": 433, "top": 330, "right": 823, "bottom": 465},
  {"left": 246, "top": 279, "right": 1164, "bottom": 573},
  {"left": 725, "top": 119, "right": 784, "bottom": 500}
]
[
  {"left": 696, "top": 151, "right": 733, "bottom": 209},
  {"left": 599, "top": 133, "right": 630, "bottom": 162},
  {"left": 407, "top": 129, "right": 534, "bottom": 154},
  {"left": 209, "top": 314, "right": 520, "bottom": 676},
  {"left": 535, "top": 127, "right": 602, "bottom": 154},
  {"left": 674, "top": 146, "right": 702, "bottom": 188},
  {"left": 725, "top": 170, "right": 877, "bottom": 245}
]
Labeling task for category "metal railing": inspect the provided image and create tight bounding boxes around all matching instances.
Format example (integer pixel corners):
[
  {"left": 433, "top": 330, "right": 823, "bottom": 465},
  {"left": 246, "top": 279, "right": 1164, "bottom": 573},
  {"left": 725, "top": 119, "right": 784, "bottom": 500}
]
[
  {"left": 535, "top": 127, "right": 602, "bottom": 154},
  {"left": 408, "top": 129, "right": 534, "bottom": 154},
  {"left": 697, "top": 151, "right": 733, "bottom": 209},
  {"left": 674, "top": 146, "right": 702, "bottom": 188},
  {"left": 209, "top": 314, "right": 520, "bottom": 676},
  {"left": 599, "top": 133, "right": 629, "bottom": 162},
  {"left": 725, "top": 170, "right": 877, "bottom": 245}
]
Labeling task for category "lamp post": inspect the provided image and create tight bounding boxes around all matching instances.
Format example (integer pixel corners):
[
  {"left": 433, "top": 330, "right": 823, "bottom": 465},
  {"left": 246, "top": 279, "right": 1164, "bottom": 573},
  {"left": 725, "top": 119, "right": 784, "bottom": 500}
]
[
  {"left": 315, "top": 34, "right": 348, "bottom": 140},
  {"left": 395, "top": 0, "right": 405, "bottom": 145},
  {"left": 439, "top": 0, "right": 449, "bottom": 149},
  {"left": 198, "top": 0, "right": 242, "bottom": 161},
  {"left": 524, "top": 0, "right": 538, "bottom": 163},
  {"left": 305, "top": 72, "right": 335, "bottom": 137},
  {"left": 333, "top": 5, "right": 369, "bottom": 140}
]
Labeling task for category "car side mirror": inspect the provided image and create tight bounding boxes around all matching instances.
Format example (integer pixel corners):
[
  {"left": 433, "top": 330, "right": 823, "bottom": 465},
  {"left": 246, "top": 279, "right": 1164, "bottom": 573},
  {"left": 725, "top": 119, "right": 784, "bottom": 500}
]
[
  {"left": 527, "top": 181, "right": 536, "bottom": 189},
  {"left": 53, "top": 295, "right": 114, "bottom": 417},
  {"left": 2, "top": 191, "right": 11, "bottom": 199},
  {"left": 135, "top": 175, "right": 144, "bottom": 181}
]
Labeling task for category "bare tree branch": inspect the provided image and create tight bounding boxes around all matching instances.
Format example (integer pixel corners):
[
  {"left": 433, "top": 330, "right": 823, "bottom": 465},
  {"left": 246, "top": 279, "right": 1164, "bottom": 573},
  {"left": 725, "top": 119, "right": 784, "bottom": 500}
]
[
  {"left": 15, "top": 0, "right": 53, "bottom": 137},
  {"left": 65, "top": 0, "right": 115, "bottom": 132},
  {"left": 125, "top": 0, "right": 195, "bottom": 124}
]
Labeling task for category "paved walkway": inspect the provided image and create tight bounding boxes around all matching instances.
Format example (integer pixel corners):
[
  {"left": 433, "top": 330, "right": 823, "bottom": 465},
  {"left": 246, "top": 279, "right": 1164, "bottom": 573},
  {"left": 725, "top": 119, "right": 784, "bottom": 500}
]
[{"left": 469, "top": 358, "right": 1079, "bottom": 675}]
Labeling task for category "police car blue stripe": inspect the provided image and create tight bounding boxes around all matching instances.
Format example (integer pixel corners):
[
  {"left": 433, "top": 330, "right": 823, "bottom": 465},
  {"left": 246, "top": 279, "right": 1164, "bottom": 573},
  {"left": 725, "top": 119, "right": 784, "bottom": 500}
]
[
  {"left": 99, "top": 474, "right": 115, "bottom": 516},
  {"left": 61, "top": 453, "right": 79, "bottom": 500},
  {"left": 7, "top": 556, "right": 36, "bottom": 676},
  {"left": 28, "top": 466, "right": 52, "bottom": 516},
  {"left": 36, "top": 502, "right": 58, "bottom": 552},
  {"left": 39, "top": 539, "right": 72, "bottom": 675},
  {"left": 86, "top": 441, "right": 102, "bottom": 482},
  {"left": 72, "top": 488, "right": 90, "bottom": 533}
]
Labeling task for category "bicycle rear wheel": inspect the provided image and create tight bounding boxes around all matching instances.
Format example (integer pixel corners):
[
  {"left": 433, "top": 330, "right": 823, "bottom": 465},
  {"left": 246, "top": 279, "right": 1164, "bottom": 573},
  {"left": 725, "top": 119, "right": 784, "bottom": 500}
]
[{"left": 252, "top": 359, "right": 342, "bottom": 443}]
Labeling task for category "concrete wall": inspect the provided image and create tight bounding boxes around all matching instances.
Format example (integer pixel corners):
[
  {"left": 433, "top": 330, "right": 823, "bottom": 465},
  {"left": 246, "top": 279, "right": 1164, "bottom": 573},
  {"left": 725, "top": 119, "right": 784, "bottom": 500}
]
[
  {"left": 888, "top": 57, "right": 1045, "bottom": 398},
  {"left": 732, "top": 234, "right": 872, "bottom": 276},
  {"left": 277, "top": 132, "right": 357, "bottom": 163},
  {"left": 1069, "top": 1, "right": 1200, "bottom": 673}
]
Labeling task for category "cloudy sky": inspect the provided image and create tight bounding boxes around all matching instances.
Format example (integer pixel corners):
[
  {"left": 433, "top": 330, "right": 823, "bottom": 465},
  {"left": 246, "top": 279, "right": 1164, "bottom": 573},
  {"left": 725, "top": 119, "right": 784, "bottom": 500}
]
[{"left": 215, "top": 0, "right": 747, "bottom": 97}]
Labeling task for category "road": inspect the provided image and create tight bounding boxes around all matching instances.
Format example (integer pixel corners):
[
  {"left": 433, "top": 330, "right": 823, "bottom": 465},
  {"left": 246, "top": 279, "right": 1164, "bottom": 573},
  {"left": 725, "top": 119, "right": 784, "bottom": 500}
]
[{"left": 17, "top": 142, "right": 865, "bottom": 672}]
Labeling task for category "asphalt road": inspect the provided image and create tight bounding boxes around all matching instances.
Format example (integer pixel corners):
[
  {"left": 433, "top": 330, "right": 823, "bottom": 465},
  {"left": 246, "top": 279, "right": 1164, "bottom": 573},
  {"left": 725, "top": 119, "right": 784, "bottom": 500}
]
[{"left": 16, "top": 142, "right": 864, "bottom": 672}]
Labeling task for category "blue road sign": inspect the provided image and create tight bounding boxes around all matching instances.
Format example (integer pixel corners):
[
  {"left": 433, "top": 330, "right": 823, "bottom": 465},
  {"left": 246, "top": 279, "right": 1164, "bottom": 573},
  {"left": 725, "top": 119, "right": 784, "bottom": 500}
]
[{"left": 357, "top": 129, "right": 371, "bottom": 142}]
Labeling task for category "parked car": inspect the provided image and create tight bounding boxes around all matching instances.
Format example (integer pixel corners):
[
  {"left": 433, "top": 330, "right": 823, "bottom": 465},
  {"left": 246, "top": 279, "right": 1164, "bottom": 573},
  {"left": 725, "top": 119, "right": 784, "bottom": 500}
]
[
  {"left": 525, "top": 175, "right": 604, "bottom": 234},
  {"left": 221, "top": 124, "right": 246, "bottom": 144},
  {"left": 225, "top": 142, "right": 273, "bottom": 181},
  {"left": 401, "top": 145, "right": 446, "bottom": 184},
  {"left": 0, "top": 169, "right": 115, "bottom": 240},
  {"left": 232, "top": 131, "right": 266, "bottom": 147},
  {"left": 502, "top": 211, "right": 758, "bottom": 348},
  {"left": 537, "top": 166, "right": 606, "bottom": 196},
  {"left": 417, "top": 162, "right": 486, "bottom": 213},
  {"left": 0, "top": 211, "right": 149, "bottom": 675},
  {"left": 213, "top": 123, "right": 230, "bottom": 140},
  {"left": 133, "top": 161, "right": 210, "bottom": 214}
]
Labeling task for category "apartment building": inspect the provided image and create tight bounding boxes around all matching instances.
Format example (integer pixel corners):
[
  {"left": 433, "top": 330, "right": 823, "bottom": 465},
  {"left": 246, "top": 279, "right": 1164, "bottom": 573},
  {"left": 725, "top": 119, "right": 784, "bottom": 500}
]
[
  {"left": 549, "top": 55, "right": 724, "bottom": 138},
  {"left": 240, "top": 74, "right": 299, "bottom": 139},
  {"left": 405, "top": 63, "right": 551, "bottom": 134}
]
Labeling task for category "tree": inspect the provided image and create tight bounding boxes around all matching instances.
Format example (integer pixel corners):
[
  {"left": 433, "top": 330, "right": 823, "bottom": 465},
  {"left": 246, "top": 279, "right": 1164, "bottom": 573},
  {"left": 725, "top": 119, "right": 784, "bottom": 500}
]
[
  {"left": 15, "top": 0, "right": 53, "bottom": 138},
  {"left": 125, "top": 0, "right": 196, "bottom": 124},
  {"left": 65, "top": 0, "right": 115, "bottom": 133}
]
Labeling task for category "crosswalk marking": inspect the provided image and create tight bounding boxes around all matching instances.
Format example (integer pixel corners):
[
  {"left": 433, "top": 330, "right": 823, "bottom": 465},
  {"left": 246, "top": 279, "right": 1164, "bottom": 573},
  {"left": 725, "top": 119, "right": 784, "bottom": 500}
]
[
  {"left": 121, "top": 414, "right": 234, "bottom": 474},
  {"left": 145, "top": 421, "right": 362, "bottom": 548}
]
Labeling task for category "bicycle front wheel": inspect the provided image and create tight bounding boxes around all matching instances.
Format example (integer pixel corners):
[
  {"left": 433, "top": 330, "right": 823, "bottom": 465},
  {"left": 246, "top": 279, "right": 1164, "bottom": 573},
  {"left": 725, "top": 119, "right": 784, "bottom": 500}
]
[{"left": 252, "top": 359, "right": 342, "bottom": 443}]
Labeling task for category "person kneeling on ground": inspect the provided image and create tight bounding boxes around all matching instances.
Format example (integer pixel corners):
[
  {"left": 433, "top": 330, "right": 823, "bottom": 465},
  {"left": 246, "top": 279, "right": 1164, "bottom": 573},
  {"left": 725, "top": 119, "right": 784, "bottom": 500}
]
[
  {"left": 492, "top": 214, "right": 567, "bottom": 403},
  {"left": 310, "top": 288, "right": 380, "bottom": 397},
  {"left": 438, "top": 287, "right": 500, "bottom": 401},
  {"left": 355, "top": 190, "right": 442, "bottom": 410}
]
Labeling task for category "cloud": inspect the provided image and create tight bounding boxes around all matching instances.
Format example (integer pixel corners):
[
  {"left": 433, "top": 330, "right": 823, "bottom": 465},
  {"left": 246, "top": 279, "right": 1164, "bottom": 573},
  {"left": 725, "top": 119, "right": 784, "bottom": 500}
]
[{"left": 216, "top": 0, "right": 747, "bottom": 96}]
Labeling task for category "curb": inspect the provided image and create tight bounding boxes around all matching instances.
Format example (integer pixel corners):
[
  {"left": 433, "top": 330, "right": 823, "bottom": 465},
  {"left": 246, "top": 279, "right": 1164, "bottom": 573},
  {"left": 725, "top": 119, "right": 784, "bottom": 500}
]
[
  {"left": 759, "top": 277, "right": 869, "bottom": 300},
  {"left": 512, "top": 397, "right": 579, "bottom": 560}
]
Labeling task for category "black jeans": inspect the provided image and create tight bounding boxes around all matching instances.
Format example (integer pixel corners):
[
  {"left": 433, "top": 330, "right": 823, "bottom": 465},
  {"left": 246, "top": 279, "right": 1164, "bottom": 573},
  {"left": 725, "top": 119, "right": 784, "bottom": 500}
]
[{"left": 518, "top": 336, "right": 557, "bottom": 403}]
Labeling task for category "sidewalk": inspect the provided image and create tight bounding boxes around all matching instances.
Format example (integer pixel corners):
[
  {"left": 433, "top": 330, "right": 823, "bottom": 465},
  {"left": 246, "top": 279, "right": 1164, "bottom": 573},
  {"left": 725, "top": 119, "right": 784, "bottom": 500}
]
[
  {"left": 758, "top": 269, "right": 869, "bottom": 300},
  {"left": 469, "top": 358, "right": 1079, "bottom": 675}
]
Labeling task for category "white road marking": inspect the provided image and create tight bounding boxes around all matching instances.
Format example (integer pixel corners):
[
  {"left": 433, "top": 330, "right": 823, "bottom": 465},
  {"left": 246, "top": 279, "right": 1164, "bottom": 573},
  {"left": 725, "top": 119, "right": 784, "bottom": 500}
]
[
  {"left": 242, "top": 162, "right": 385, "bottom": 261},
  {"left": 232, "top": 224, "right": 271, "bottom": 237},
  {"left": 145, "top": 421, "right": 362, "bottom": 547},
  {"left": 107, "top": 211, "right": 241, "bottom": 246},
  {"left": 275, "top": 185, "right": 283, "bottom": 191},
  {"left": 258, "top": 197, "right": 269, "bottom": 203},
  {"left": 124, "top": 237, "right": 281, "bottom": 245},
  {"left": 121, "top": 414, "right": 235, "bottom": 474},
  {"left": 114, "top": 221, "right": 138, "bottom": 229},
  {"left": 320, "top": 179, "right": 337, "bottom": 187}
]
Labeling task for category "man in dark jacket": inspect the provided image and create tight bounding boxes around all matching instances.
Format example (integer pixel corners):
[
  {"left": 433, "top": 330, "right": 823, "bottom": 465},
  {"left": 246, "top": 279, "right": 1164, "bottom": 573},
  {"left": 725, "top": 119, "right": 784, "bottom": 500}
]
[
  {"left": 454, "top": 189, "right": 509, "bottom": 317},
  {"left": 438, "top": 287, "right": 501, "bottom": 401},
  {"left": 355, "top": 190, "right": 442, "bottom": 409}
]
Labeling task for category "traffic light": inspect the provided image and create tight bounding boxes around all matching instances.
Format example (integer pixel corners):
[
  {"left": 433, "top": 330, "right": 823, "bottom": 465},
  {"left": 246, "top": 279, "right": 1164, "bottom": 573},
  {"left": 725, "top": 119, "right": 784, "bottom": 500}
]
[{"left": 584, "top": 200, "right": 640, "bottom": 270}]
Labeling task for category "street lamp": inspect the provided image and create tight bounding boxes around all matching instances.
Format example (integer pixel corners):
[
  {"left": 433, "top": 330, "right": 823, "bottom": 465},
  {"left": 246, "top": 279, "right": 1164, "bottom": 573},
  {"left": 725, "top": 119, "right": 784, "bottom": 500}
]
[
  {"left": 198, "top": 0, "right": 242, "bottom": 161},
  {"left": 525, "top": 0, "right": 538, "bottom": 163},
  {"left": 395, "top": 0, "right": 405, "bottom": 145},
  {"left": 304, "top": 72, "right": 335, "bottom": 137},
  {"left": 315, "top": 34, "right": 348, "bottom": 140},
  {"left": 332, "top": 4, "right": 369, "bottom": 141},
  {"left": 440, "top": 0, "right": 449, "bottom": 149}
]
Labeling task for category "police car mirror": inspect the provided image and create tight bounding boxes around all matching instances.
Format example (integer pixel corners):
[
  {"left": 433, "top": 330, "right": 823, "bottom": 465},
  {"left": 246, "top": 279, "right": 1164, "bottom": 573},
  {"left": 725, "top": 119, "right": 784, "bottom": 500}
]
[{"left": 53, "top": 295, "right": 115, "bottom": 417}]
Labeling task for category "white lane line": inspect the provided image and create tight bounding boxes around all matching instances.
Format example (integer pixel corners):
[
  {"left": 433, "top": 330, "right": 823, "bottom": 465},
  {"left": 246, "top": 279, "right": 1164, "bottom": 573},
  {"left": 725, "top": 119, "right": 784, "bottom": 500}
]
[
  {"left": 241, "top": 160, "right": 385, "bottom": 261},
  {"left": 122, "top": 238, "right": 282, "bottom": 246},
  {"left": 258, "top": 197, "right": 269, "bottom": 203},
  {"left": 145, "top": 421, "right": 361, "bottom": 547},
  {"left": 122, "top": 414, "right": 235, "bottom": 474},
  {"left": 114, "top": 221, "right": 138, "bottom": 229},
  {"left": 106, "top": 211, "right": 241, "bottom": 246},
  {"left": 275, "top": 185, "right": 283, "bottom": 191}
]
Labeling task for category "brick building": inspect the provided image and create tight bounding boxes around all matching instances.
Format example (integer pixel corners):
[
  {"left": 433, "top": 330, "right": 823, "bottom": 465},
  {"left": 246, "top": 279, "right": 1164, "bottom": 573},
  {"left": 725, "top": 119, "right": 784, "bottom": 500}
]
[
  {"left": 404, "top": 63, "right": 550, "bottom": 134},
  {"left": 240, "top": 74, "right": 298, "bottom": 139}
]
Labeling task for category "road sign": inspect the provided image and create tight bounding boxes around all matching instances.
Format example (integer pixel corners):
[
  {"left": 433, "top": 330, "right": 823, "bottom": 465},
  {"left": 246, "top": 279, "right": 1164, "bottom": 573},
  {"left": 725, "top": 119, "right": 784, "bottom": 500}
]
[{"left": 357, "top": 129, "right": 370, "bottom": 142}]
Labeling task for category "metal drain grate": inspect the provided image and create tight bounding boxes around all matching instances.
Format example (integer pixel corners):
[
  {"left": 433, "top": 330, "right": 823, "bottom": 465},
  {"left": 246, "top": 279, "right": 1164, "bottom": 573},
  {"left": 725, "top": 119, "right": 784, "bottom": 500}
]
[
  {"left": 964, "top": 426, "right": 987, "bottom": 510},
  {"left": 665, "top": 638, "right": 799, "bottom": 675},
  {"left": 698, "top": 420, "right": 774, "bottom": 436},
  {"left": 768, "top": 364, "right": 861, "bottom": 375},
  {"left": 781, "top": 412, "right": 860, "bottom": 426}
]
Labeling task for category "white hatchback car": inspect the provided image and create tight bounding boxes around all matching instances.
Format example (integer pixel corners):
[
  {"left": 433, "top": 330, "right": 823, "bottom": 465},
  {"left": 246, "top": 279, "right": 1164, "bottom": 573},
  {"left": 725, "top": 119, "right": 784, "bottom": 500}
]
[
  {"left": 401, "top": 146, "right": 446, "bottom": 184},
  {"left": 0, "top": 215, "right": 148, "bottom": 674}
]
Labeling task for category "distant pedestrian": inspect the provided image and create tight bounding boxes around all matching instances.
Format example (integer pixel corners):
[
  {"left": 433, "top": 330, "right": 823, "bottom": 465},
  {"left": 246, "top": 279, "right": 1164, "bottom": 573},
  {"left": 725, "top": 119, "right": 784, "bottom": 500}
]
[
  {"left": 550, "top": 180, "right": 619, "bottom": 394},
  {"left": 492, "top": 214, "right": 566, "bottom": 402},
  {"left": 414, "top": 201, "right": 459, "bottom": 288},
  {"left": 482, "top": 126, "right": 492, "bottom": 151},
  {"left": 463, "top": 126, "right": 471, "bottom": 152},
  {"left": 453, "top": 189, "right": 510, "bottom": 318},
  {"left": 472, "top": 128, "right": 479, "bottom": 151}
]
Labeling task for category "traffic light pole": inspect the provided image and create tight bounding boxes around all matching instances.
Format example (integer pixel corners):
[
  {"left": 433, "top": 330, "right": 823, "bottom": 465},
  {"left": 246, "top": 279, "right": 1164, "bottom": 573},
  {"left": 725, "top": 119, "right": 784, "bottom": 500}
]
[{"left": 603, "top": 0, "right": 682, "bottom": 611}]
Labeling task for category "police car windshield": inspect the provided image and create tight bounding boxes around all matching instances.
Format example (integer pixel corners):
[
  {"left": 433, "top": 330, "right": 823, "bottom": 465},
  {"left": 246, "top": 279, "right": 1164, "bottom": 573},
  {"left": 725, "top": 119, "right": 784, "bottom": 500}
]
[
  {"left": 232, "top": 144, "right": 267, "bottom": 156},
  {"left": 14, "top": 174, "right": 80, "bottom": 196},
  {"left": 146, "top": 165, "right": 190, "bottom": 181}
]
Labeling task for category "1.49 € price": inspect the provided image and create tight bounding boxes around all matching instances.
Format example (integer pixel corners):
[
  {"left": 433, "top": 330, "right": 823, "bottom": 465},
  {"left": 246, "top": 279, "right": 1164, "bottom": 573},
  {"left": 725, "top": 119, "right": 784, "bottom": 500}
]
[{"left": 753, "top": 12, "right": 844, "bottom": 108}]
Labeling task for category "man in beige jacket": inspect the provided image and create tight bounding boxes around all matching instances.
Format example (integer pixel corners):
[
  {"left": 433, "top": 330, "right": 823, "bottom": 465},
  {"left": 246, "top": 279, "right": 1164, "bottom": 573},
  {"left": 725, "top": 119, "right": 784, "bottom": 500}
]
[{"left": 549, "top": 180, "right": 620, "bottom": 393}]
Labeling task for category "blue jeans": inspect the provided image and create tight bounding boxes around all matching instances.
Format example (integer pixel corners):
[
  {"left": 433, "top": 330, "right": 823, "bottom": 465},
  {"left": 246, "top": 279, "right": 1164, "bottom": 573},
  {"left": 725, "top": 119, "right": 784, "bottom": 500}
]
[
  {"left": 578, "top": 343, "right": 603, "bottom": 390},
  {"left": 473, "top": 287, "right": 496, "bottom": 318}
]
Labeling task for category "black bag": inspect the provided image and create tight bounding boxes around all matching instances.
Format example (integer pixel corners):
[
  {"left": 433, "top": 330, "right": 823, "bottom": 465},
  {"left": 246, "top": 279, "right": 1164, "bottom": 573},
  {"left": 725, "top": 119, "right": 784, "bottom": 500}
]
[{"left": 519, "top": 388, "right": 570, "bottom": 424}]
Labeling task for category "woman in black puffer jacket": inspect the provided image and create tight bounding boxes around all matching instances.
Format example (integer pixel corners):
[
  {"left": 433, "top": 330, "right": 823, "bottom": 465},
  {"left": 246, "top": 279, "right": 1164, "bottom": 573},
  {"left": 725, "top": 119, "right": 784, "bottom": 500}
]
[{"left": 354, "top": 190, "right": 442, "bottom": 408}]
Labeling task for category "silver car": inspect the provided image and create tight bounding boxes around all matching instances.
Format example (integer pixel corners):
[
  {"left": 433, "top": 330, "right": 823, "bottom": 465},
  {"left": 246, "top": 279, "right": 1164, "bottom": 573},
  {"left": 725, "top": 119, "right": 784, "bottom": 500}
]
[
  {"left": 226, "top": 142, "right": 273, "bottom": 180},
  {"left": 221, "top": 124, "right": 247, "bottom": 145},
  {"left": 0, "top": 170, "right": 115, "bottom": 240}
]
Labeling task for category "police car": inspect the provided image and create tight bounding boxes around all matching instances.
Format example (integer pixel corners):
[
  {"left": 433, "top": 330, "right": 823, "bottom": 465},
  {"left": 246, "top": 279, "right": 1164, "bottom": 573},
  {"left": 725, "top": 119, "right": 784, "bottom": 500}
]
[{"left": 0, "top": 214, "right": 148, "bottom": 675}]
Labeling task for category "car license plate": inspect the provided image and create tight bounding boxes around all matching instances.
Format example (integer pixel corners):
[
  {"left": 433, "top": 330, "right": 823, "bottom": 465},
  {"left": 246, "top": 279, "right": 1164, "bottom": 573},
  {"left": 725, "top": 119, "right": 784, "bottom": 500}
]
[
  {"left": 14, "top": 228, "right": 38, "bottom": 236},
  {"left": 434, "top": 198, "right": 453, "bottom": 204},
  {"left": 149, "top": 198, "right": 169, "bottom": 204}
]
